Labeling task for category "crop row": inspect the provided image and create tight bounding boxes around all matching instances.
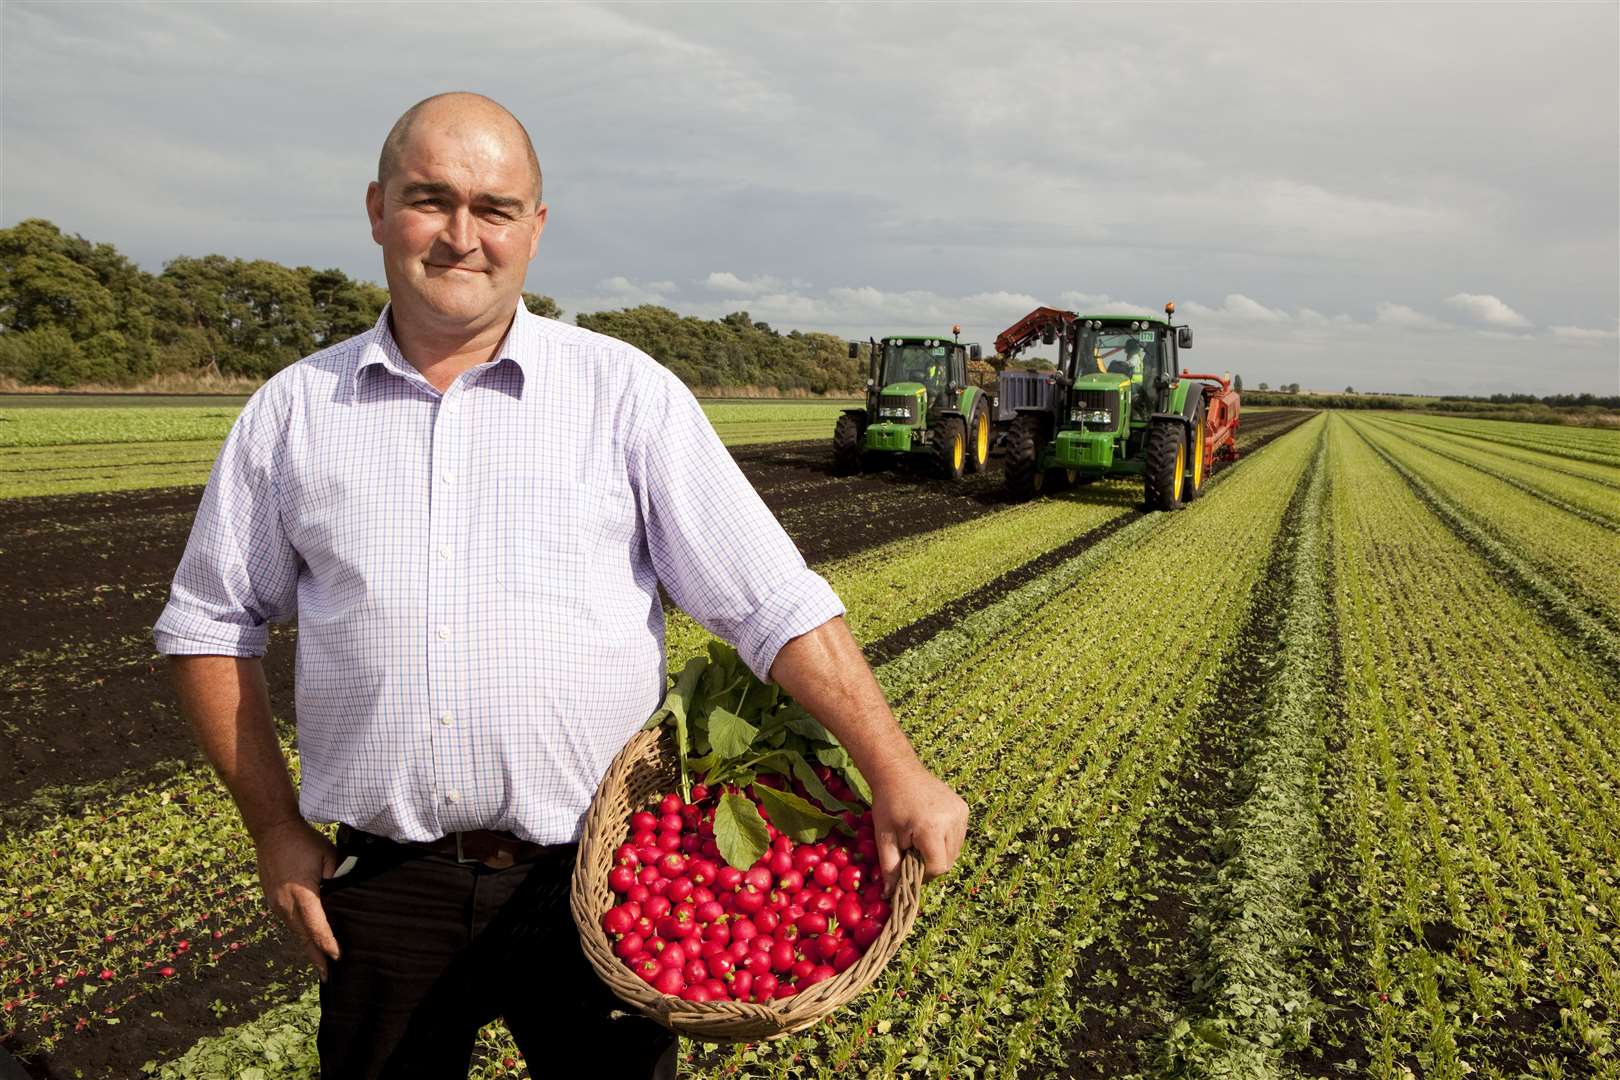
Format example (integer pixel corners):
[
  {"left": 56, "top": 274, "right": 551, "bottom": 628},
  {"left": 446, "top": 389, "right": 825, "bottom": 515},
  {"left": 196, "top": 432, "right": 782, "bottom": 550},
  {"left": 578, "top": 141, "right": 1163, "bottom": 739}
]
[
  {"left": 1366, "top": 417, "right": 1620, "bottom": 531},
  {"left": 1387, "top": 412, "right": 1620, "bottom": 470},
  {"left": 1325, "top": 415, "right": 1618, "bottom": 1076},
  {"left": 690, "top": 416, "right": 1325, "bottom": 1076}
]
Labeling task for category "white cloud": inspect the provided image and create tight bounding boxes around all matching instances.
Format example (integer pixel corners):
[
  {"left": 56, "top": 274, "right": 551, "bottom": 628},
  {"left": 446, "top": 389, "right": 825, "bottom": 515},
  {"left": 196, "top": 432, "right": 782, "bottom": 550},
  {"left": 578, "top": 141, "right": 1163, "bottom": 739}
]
[
  {"left": 1446, "top": 292, "right": 1532, "bottom": 328},
  {"left": 1182, "top": 294, "right": 1290, "bottom": 323},
  {"left": 1375, "top": 302, "right": 1450, "bottom": 331},
  {"left": 705, "top": 271, "right": 782, "bottom": 295},
  {"left": 1549, "top": 324, "right": 1619, "bottom": 342}
]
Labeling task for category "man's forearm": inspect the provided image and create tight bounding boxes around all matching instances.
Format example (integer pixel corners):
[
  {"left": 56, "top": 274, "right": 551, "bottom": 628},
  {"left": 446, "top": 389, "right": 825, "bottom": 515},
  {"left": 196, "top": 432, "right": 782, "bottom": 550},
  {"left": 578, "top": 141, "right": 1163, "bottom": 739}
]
[
  {"left": 170, "top": 655, "right": 302, "bottom": 842},
  {"left": 767, "top": 616, "right": 924, "bottom": 787}
]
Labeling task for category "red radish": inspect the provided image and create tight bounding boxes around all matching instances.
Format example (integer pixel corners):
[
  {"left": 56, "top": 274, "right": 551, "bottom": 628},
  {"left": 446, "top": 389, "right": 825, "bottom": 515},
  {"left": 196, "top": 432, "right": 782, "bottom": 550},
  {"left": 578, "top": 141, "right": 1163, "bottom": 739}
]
[
  {"left": 690, "top": 783, "right": 710, "bottom": 802},
  {"left": 631, "top": 811, "right": 658, "bottom": 834},
  {"left": 659, "top": 793, "right": 683, "bottom": 816},
  {"left": 797, "top": 912, "right": 828, "bottom": 935},
  {"left": 743, "top": 866, "right": 772, "bottom": 892},
  {"left": 614, "top": 844, "right": 640, "bottom": 866},
  {"left": 814, "top": 861, "right": 840, "bottom": 887},
  {"left": 643, "top": 895, "right": 671, "bottom": 920},
  {"left": 840, "top": 865, "right": 864, "bottom": 892},
  {"left": 852, "top": 920, "right": 882, "bottom": 949},
  {"left": 772, "top": 983, "right": 798, "bottom": 1000},
  {"left": 707, "top": 954, "right": 734, "bottom": 979},
  {"left": 730, "top": 970, "right": 753, "bottom": 1001},
  {"left": 837, "top": 897, "right": 864, "bottom": 928},
  {"left": 688, "top": 860, "right": 718, "bottom": 887},
  {"left": 769, "top": 850, "right": 794, "bottom": 877},
  {"left": 657, "top": 832, "right": 682, "bottom": 853},
  {"left": 802, "top": 964, "right": 836, "bottom": 987},
  {"left": 744, "top": 951, "right": 772, "bottom": 974},
  {"left": 627, "top": 883, "right": 651, "bottom": 905},
  {"left": 754, "top": 910, "right": 780, "bottom": 935},
  {"left": 158, "top": 965, "right": 176, "bottom": 978},
  {"left": 685, "top": 959, "right": 708, "bottom": 984},
  {"left": 770, "top": 940, "right": 796, "bottom": 972},
  {"left": 734, "top": 885, "right": 765, "bottom": 915},
  {"left": 614, "top": 934, "right": 645, "bottom": 960},
  {"left": 653, "top": 967, "right": 683, "bottom": 995},
  {"left": 634, "top": 957, "right": 661, "bottom": 982},
  {"left": 791, "top": 959, "right": 815, "bottom": 981},
  {"left": 752, "top": 973, "right": 778, "bottom": 1001},
  {"left": 716, "top": 866, "right": 743, "bottom": 892},
  {"left": 665, "top": 877, "right": 694, "bottom": 903},
  {"left": 731, "top": 919, "right": 758, "bottom": 945},
  {"left": 658, "top": 852, "right": 688, "bottom": 877},
  {"left": 659, "top": 812, "right": 683, "bottom": 834},
  {"left": 609, "top": 866, "right": 635, "bottom": 893},
  {"left": 833, "top": 943, "right": 860, "bottom": 972},
  {"left": 777, "top": 869, "right": 805, "bottom": 894},
  {"left": 657, "top": 943, "right": 687, "bottom": 970},
  {"left": 700, "top": 921, "right": 730, "bottom": 946}
]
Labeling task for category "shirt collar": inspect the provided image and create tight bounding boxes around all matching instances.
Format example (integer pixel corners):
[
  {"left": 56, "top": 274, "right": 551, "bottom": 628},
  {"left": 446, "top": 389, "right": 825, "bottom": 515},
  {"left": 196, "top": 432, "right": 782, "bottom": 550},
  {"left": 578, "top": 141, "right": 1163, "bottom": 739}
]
[{"left": 351, "top": 301, "right": 538, "bottom": 402}]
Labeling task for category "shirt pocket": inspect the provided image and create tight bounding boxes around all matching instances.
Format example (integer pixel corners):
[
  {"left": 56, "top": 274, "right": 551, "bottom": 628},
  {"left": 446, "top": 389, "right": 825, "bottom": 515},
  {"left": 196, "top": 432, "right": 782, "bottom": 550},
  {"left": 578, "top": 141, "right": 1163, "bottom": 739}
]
[{"left": 494, "top": 473, "right": 592, "bottom": 598}]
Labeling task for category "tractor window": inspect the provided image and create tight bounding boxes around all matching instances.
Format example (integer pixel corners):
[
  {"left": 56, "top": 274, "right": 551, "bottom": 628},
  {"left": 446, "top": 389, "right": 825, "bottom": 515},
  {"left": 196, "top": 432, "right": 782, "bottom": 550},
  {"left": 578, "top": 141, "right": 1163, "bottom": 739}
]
[
  {"left": 882, "top": 345, "right": 948, "bottom": 390},
  {"left": 1092, "top": 333, "right": 1154, "bottom": 381}
]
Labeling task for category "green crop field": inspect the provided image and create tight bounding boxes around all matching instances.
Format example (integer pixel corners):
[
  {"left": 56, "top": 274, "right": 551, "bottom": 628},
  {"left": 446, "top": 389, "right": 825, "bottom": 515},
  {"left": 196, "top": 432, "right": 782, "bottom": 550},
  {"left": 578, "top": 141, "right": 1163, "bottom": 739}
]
[
  {"left": 3, "top": 407, "right": 1617, "bottom": 1079},
  {"left": 0, "top": 397, "right": 856, "bottom": 499}
]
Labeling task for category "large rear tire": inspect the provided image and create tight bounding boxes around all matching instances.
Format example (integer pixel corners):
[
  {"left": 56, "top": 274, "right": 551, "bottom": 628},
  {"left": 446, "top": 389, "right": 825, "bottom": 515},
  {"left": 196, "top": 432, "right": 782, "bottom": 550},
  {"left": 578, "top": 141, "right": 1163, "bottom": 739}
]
[
  {"left": 1144, "top": 421, "right": 1186, "bottom": 511},
  {"left": 965, "top": 407, "right": 990, "bottom": 474},
  {"left": 1183, "top": 401, "right": 1207, "bottom": 502},
  {"left": 832, "top": 413, "right": 863, "bottom": 476},
  {"left": 933, "top": 416, "right": 966, "bottom": 481},
  {"left": 1005, "top": 414, "right": 1047, "bottom": 500}
]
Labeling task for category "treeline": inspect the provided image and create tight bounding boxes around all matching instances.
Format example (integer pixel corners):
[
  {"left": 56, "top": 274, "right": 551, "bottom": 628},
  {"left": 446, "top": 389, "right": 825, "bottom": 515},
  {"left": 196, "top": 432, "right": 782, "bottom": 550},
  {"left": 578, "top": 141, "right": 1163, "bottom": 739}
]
[
  {"left": 0, "top": 219, "right": 862, "bottom": 393},
  {"left": 1245, "top": 390, "right": 1620, "bottom": 411},
  {"left": 575, "top": 308, "right": 860, "bottom": 393}
]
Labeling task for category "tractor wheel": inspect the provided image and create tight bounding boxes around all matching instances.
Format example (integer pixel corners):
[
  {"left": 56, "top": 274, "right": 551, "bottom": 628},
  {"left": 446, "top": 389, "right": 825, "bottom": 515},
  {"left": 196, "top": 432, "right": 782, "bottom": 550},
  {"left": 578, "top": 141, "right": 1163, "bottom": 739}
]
[
  {"left": 1005, "top": 414, "right": 1046, "bottom": 499},
  {"left": 1182, "top": 401, "right": 1208, "bottom": 503},
  {"left": 933, "top": 416, "right": 966, "bottom": 481},
  {"left": 964, "top": 407, "right": 990, "bottom": 474},
  {"left": 1144, "top": 420, "right": 1187, "bottom": 511},
  {"left": 832, "top": 414, "right": 863, "bottom": 476}
]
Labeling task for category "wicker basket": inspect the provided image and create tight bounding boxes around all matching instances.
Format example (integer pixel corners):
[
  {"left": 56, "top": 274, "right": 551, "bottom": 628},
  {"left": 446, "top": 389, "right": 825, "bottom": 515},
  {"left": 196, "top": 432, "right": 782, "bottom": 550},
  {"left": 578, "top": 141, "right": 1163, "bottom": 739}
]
[{"left": 571, "top": 726, "right": 924, "bottom": 1041}]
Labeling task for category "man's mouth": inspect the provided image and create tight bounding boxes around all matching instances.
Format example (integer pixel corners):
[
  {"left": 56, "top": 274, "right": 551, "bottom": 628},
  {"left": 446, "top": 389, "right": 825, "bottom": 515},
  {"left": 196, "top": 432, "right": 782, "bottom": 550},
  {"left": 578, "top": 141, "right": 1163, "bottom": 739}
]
[{"left": 426, "top": 263, "right": 486, "bottom": 274}]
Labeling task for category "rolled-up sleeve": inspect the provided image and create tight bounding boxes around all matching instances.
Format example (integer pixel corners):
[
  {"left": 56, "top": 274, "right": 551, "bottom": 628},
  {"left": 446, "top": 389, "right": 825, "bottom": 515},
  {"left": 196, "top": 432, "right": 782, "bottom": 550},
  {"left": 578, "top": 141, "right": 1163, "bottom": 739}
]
[
  {"left": 152, "top": 394, "right": 298, "bottom": 657},
  {"left": 630, "top": 370, "right": 845, "bottom": 681}
]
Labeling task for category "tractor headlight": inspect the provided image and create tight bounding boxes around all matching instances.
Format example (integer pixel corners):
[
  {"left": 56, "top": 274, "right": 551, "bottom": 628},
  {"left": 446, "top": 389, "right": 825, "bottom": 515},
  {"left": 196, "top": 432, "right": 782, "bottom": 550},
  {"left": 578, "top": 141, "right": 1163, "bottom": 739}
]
[
  {"left": 878, "top": 407, "right": 911, "bottom": 420},
  {"left": 1070, "top": 409, "right": 1112, "bottom": 425}
]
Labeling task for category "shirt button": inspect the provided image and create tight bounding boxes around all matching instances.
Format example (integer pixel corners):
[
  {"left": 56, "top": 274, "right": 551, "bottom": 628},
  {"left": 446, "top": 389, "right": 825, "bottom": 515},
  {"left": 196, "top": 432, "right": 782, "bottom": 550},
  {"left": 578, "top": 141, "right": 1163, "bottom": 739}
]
[
  {"left": 441, "top": 470, "right": 456, "bottom": 486},
  {"left": 446, "top": 789, "right": 461, "bottom": 804},
  {"left": 439, "top": 711, "right": 454, "bottom": 726},
  {"left": 438, "top": 545, "right": 452, "bottom": 560},
  {"left": 437, "top": 626, "right": 451, "bottom": 641}
]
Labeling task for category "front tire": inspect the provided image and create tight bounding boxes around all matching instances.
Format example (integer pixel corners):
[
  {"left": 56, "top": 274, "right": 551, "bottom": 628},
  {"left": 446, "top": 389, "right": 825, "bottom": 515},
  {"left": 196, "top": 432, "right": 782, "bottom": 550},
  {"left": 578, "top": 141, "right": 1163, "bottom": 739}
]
[
  {"left": 832, "top": 414, "right": 863, "bottom": 476},
  {"left": 933, "top": 416, "right": 966, "bottom": 481},
  {"left": 1005, "top": 414, "right": 1047, "bottom": 500},
  {"left": 1144, "top": 420, "right": 1186, "bottom": 511}
]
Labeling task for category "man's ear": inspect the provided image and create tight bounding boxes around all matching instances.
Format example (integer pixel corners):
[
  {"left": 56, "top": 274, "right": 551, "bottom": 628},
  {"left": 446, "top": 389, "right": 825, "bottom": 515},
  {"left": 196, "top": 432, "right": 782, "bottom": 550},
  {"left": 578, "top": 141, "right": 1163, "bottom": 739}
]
[
  {"left": 366, "top": 182, "right": 386, "bottom": 246},
  {"left": 528, "top": 203, "right": 547, "bottom": 260}
]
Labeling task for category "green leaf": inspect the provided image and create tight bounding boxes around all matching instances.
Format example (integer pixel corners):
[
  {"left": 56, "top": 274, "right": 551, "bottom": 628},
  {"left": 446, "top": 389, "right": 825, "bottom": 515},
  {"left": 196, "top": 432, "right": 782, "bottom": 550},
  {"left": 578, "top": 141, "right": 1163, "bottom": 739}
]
[
  {"left": 789, "top": 753, "right": 853, "bottom": 813},
  {"left": 755, "top": 784, "right": 842, "bottom": 843},
  {"left": 643, "top": 656, "right": 706, "bottom": 731},
  {"left": 713, "top": 792, "right": 770, "bottom": 870},
  {"left": 780, "top": 702, "right": 832, "bottom": 742},
  {"left": 812, "top": 746, "right": 873, "bottom": 804},
  {"left": 708, "top": 707, "right": 760, "bottom": 759}
]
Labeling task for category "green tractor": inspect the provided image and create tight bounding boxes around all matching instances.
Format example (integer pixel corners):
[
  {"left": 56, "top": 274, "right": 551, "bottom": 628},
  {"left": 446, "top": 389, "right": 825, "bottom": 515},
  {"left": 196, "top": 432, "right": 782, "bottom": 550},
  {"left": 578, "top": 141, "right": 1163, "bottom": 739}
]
[
  {"left": 832, "top": 330, "right": 992, "bottom": 480},
  {"left": 994, "top": 303, "right": 1242, "bottom": 510}
]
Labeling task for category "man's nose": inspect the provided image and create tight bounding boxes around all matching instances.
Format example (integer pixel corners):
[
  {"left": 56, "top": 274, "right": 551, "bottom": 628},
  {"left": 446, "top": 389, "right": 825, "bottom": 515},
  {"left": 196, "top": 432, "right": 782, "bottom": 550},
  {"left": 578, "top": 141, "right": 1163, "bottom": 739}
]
[{"left": 441, "top": 206, "right": 478, "bottom": 255}]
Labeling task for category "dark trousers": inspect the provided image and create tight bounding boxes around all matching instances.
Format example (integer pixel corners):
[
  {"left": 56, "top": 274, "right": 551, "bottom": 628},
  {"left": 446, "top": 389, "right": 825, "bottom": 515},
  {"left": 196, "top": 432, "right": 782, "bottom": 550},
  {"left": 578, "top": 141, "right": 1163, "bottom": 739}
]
[{"left": 317, "top": 832, "right": 676, "bottom": 1079}]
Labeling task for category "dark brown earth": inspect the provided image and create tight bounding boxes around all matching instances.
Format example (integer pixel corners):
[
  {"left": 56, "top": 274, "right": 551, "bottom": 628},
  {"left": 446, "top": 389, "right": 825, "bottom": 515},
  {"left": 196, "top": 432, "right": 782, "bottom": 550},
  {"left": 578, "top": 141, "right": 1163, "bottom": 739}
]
[{"left": 1, "top": 409, "right": 1315, "bottom": 1079}]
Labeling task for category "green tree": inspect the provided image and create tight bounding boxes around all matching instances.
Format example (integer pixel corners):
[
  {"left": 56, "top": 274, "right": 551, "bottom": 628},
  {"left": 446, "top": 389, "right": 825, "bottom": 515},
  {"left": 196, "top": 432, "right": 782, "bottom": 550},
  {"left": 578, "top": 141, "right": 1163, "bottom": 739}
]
[{"left": 522, "top": 292, "right": 562, "bottom": 320}]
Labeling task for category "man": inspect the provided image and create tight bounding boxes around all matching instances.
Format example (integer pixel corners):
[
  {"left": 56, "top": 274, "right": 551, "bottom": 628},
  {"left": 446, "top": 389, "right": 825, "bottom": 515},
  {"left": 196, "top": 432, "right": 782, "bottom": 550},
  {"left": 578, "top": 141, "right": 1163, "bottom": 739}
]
[{"left": 154, "top": 93, "right": 969, "bottom": 1079}]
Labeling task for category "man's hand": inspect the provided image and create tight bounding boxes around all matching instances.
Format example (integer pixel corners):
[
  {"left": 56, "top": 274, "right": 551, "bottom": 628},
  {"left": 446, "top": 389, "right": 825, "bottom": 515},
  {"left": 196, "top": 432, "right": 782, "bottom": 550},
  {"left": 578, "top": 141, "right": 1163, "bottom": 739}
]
[
  {"left": 869, "top": 762, "right": 969, "bottom": 897},
  {"left": 254, "top": 819, "right": 341, "bottom": 980}
]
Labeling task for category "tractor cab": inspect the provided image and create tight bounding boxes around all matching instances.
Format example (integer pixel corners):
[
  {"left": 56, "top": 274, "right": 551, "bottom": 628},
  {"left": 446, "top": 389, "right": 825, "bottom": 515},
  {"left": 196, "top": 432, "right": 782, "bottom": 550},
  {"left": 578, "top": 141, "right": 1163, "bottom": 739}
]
[{"left": 878, "top": 338, "right": 964, "bottom": 413}]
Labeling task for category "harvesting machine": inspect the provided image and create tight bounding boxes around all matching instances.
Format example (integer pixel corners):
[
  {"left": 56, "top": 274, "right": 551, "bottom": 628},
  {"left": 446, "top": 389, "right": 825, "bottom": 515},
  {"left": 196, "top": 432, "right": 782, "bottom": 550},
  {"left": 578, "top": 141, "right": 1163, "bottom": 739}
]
[{"left": 994, "top": 303, "right": 1242, "bottom": 510}]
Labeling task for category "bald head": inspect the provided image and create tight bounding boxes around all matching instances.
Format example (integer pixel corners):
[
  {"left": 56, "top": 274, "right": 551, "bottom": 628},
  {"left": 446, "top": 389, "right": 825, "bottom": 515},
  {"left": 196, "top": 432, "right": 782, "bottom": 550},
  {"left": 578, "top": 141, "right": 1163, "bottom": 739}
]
[{"left": 378, "top": 92, "right": 542, "bottom": 207}]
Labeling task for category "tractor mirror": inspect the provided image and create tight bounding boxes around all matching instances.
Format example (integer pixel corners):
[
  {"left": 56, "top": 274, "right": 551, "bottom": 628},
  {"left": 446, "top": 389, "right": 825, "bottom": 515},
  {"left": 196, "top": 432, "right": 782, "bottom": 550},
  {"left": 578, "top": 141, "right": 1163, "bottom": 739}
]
[
  {"left": 1234, "top": 374, "right": 1244, "bottom": 393},
  {"left": 1041, "top": 327, "right": 1056, "bottom": 345},
  {"left": 970, "top": 344, "right": 982, "bottom": 361},
  {"left": 848, "top": 341, "right": 860, "bottom": 359},
  {"left": 1177, "top": 327, "right": 1193, "bottom": 350}
]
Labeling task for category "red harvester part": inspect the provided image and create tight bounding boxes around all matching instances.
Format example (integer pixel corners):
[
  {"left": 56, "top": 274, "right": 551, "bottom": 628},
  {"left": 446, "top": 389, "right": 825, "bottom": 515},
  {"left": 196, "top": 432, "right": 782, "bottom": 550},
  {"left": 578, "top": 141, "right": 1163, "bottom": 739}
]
[
  {"left": 994, "top": 307, "right": 1077, "bottom": 359},
  {"left": 1180, "top": 371, "right": 1242, "bottom": 463}
]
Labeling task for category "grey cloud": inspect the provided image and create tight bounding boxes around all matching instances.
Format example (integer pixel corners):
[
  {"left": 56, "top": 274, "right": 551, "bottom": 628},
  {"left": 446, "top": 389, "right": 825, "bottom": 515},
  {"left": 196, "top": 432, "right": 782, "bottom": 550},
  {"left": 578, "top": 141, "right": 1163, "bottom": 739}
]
[{"left": 3, "top": 1, "right": 1615, "bottom": 393}]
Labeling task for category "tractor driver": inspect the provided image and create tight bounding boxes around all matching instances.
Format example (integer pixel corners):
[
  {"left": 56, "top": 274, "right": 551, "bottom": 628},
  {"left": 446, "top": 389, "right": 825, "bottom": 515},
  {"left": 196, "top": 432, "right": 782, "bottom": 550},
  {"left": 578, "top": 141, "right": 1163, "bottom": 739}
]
[{"left": 1123, "top": 339, "right": 1146, "bottom": 385}]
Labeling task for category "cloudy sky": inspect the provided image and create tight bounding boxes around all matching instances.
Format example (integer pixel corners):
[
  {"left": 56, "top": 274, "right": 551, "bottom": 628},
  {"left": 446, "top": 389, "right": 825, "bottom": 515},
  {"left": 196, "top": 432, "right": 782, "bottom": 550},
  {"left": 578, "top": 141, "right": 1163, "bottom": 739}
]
[{"left": 4, "top": 2, "right": 1616, "bottom": 394}]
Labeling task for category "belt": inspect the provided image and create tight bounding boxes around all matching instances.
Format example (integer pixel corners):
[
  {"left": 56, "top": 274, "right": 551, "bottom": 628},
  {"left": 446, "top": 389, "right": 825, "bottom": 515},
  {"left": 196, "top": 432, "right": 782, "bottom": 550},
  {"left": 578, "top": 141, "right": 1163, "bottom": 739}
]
[{"left": 336, "top": 824, "right": 569, "bottom": 870}]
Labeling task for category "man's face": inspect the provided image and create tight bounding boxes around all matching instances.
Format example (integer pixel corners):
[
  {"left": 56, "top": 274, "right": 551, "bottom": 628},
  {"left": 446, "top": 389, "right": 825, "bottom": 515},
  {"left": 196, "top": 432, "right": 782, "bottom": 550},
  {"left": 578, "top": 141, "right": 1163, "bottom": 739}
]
[{"left": 366, "top": 116, "right": 545, "bottom": 331}]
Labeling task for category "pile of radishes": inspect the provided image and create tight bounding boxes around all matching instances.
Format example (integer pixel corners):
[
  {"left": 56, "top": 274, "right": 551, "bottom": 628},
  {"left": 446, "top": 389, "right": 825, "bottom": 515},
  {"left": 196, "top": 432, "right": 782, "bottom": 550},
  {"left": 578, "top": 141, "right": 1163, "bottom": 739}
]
[{"left": 602, "top": 776, "right": 890, "bottom": 1003}]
